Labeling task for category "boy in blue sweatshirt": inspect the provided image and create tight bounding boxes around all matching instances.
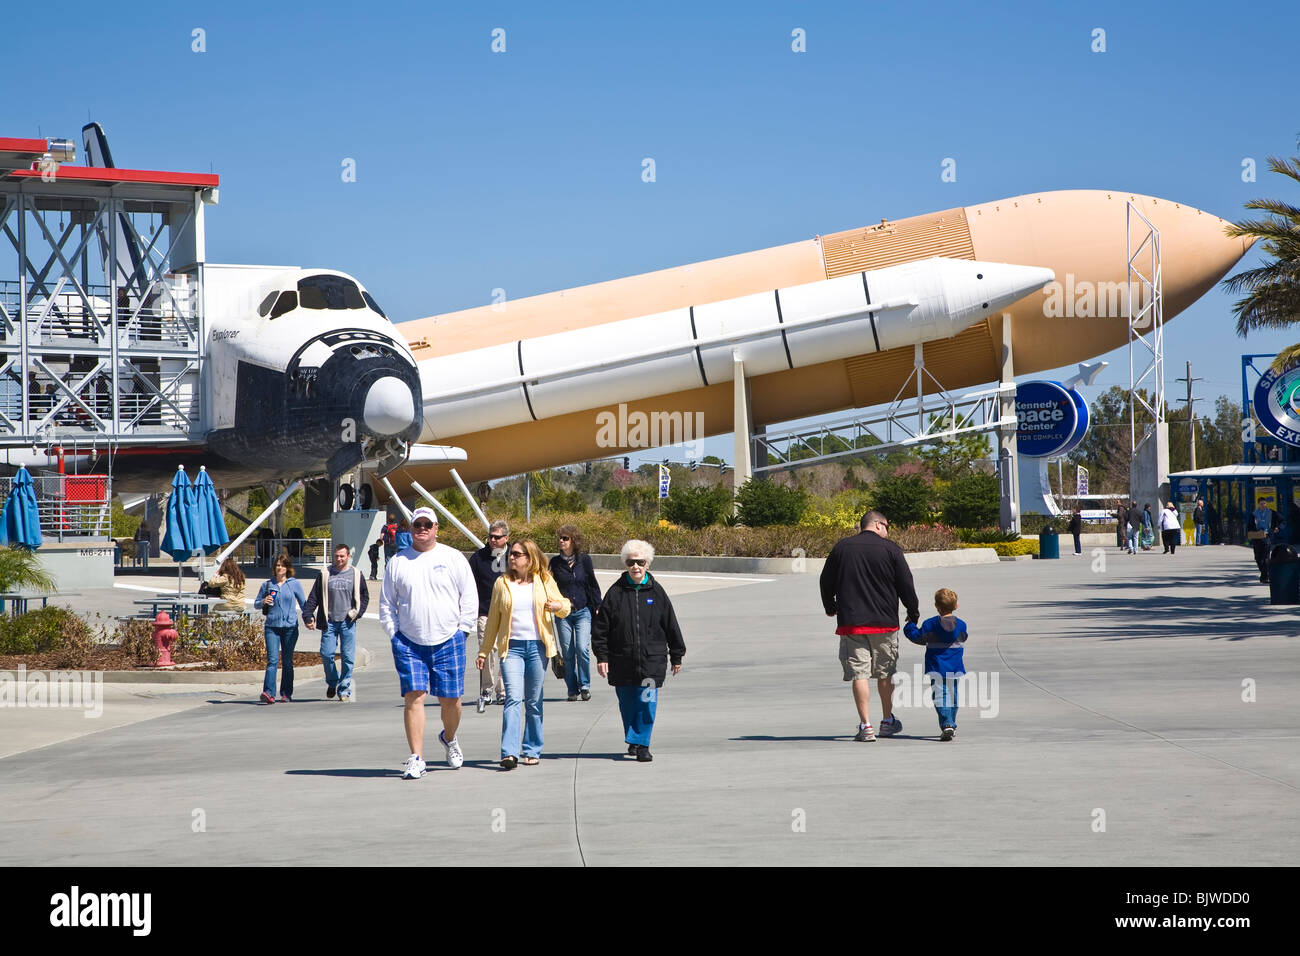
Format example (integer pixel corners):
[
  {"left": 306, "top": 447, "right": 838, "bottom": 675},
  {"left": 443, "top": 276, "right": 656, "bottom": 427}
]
[{"left": 903, "top": 587, "right": 967, "bottom": 741}]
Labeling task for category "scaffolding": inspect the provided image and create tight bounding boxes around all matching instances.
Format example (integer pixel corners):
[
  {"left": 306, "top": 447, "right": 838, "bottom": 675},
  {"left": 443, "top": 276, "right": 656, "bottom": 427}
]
[{"left": 0, "top": 138, "right": 212, "bottom": 466}]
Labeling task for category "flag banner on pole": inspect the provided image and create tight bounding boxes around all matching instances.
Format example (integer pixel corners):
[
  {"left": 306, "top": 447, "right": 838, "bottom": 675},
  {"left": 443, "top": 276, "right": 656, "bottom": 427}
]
[
  {"left": 658, "top": 465, "right": 670, "bottom": 499},
  {"left": 1077, "top": 466, "right": 1089, "bottom": 497}
]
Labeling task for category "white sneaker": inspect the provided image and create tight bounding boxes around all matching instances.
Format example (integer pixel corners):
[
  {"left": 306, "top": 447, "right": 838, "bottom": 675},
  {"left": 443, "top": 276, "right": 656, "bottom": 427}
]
[
  {"left": 401, "top": 754, "right": 426, "bottom": 779},
  {"left": 440, "top": 730, "right": 463, "bottom": 769}
]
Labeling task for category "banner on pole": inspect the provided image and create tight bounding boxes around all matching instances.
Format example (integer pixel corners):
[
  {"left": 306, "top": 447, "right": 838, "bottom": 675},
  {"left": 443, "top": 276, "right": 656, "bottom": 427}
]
[
  {"left": 1076, "top": 466, "right": 1089, "bottom": 497},
  {"left": 658, "top": 465, "right": 670, "bottom": 499}
]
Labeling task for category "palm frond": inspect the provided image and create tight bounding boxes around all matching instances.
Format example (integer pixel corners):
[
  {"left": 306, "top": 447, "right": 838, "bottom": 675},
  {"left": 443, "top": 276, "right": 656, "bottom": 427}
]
[
  {"left": 1270, "top": 343, "right": 1300, "bottom": 371},
  {"left": 0, "top": 546, "right": 56, "bottom": 594}
]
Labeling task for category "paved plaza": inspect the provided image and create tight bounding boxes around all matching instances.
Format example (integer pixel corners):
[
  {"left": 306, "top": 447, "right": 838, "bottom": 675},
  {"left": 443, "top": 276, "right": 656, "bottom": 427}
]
[{"left": 1, "top": 545, "right": 1297, "bottom": 866}]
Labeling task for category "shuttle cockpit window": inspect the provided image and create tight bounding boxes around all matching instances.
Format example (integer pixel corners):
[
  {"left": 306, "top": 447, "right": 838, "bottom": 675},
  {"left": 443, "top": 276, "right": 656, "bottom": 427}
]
[
  {"left": 362, "top": 291, "right": 388, "bottom": 319},
  {"left": 269, "top": 291, "right": 298, "bottom": 319},
  {"left": 297, "top": 274, "right": 365, "bottom": 311},
  {"left": 257, "top": 291, "right": 279, "bottom": 317}
]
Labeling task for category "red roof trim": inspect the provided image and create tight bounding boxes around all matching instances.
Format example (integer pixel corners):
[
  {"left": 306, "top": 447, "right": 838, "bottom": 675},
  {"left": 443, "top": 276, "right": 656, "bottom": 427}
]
[
  {"left": 0, "top": 137, "right": 49, "bottom": 154},
  {"left": 9, "top": 166, "right": 219, "bottom": 187}
]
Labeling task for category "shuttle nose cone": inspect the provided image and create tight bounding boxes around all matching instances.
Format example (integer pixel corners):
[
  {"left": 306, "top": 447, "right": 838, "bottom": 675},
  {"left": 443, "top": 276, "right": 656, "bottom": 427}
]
[
  {"left": 974, "top": 262, "right": 1057, "bottom": 314},
  {"left": 363, "top": 376, "right": 416, "bottom": 436}
]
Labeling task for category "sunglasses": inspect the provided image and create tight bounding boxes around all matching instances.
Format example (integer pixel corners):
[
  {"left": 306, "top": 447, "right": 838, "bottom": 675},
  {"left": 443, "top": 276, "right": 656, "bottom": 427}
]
[
  {"left": 509, "top": 551, "right": 527, "bottom": 559},
  {"left": 625, "top": 558, "right": 647, "bottom": 567},
  {"left": 413, "top": 522, "right": 434, "bottom": 530},
  {"left": 558, "top": 536, "right": 570, "bottom": 541},
  {"left": 489, "top": 533, "right": 507, "bottom": 540}
]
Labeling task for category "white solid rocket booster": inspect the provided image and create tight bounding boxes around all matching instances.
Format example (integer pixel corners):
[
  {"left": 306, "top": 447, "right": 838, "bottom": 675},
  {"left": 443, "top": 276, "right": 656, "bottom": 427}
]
[{"left": 419, "top": 256, "right": 1054, "bottom": 440}]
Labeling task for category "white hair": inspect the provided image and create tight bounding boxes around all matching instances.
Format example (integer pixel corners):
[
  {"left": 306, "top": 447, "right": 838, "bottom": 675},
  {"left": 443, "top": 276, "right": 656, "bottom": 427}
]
[{"left": 620, "top": 539, "right": 655, "bottom": 565}]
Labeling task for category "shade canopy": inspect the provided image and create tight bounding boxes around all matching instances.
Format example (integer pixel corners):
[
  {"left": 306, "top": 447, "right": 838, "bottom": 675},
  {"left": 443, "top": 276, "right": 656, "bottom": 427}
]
[
  {"left": 1, "top": 466, "right": 42, "bottom": 549},
  {"left": 159, "top": 466, "right": 200, "bottom": 562}
]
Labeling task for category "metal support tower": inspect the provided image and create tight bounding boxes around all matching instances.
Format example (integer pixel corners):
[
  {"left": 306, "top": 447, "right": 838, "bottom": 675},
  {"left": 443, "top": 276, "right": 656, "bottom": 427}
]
[
  {"left": 1127, "top": 201, "right": 1164, "bottom": 459},
  {"left": 0, "top": 147, "right": 208, "bottom": 470}
]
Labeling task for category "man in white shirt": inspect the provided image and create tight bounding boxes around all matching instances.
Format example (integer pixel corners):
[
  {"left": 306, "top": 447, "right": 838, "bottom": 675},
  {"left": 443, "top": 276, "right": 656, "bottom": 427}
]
[
  {"left": 1159, "top": 502, "right": 1182, "bottom": 555},
  {"left": 380, "top": 506, "right": 477, "bottom": 779}
]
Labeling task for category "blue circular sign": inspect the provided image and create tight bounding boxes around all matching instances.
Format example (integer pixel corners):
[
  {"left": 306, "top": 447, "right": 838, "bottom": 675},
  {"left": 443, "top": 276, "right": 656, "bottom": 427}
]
[
  {"left": 1253, "top": 358, "right": 1300, "bottom": 447},
  {"left": 1057, "top": 387, "right": 1090, "bottom": 457},
  {"left": 1016, "top": 381, "right": 1079, "bottom": 457}
]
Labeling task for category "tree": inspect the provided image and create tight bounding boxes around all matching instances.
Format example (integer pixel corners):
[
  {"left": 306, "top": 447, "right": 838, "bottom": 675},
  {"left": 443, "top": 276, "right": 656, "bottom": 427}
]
[
  {"left": 734, "top": 479, "right": 807, "bottom": 526},
  {"left": 916, "top": 413, "right": 991, "bottom": 480},
  {"left": 663, "top": 484, "right": 732, "bottom": 528},
  {"left": 871, "top": 472, "right": 932, "bottom": 527},
  {"left": 939, "top": 473, "right": 1000, "bottom": 528},
  {"left": 1222, "top": 149, "right": 1300, "bottom": 368}
]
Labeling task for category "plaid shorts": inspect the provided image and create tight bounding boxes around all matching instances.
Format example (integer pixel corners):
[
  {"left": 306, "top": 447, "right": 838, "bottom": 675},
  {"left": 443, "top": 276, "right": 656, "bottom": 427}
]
[{"left": 392, "top": 630, "right": 466, "bottom": 699}]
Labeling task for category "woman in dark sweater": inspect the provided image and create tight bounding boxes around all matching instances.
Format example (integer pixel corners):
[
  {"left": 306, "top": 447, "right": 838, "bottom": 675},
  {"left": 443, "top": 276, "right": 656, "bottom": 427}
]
[{"left": 548, "top": 524, "right": 603, "bottom": 701}]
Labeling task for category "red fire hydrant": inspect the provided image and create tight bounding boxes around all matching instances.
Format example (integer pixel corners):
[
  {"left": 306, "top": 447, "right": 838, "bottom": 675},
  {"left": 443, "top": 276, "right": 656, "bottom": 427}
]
[{"left": 153, "top": 612, "right": 178, "bottom": 668}]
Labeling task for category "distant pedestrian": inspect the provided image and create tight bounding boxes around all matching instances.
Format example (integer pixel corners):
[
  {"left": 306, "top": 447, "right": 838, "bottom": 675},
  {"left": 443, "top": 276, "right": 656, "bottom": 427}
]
[
  {"left": 395, "top": 518, "right": 412, "bottom": 552},
  {"left": 1159, "top": 502, "right": 1181, "bottom": 554},
  {"left": 903, "top": 587, "right": 968, "bottom": 741},
  {"left": 477, "top": 539, "right": 570, "bottom": 768},
  {"left": 367, "top": 537, "right": 382, "bottom": 581},
  {"left": 1068, "top": 510, "right": 1083, "bottom": 555},
  {"left": 1193, "top": 498, "right": 1207, "bottom": 546},
  {"left": 592, "top": 540, "right": 685, "bottom": 763},
  {"left": 1115, "top": 502, "right": 1129, "bottom": 550},
  {"left": 255, "top": 555, "right": 308, "bottom": 704},
  {"left": 549, "top": 523, "right": 603, "bottom": 702},
  {"left": 1125, "top": 500, "right": 1139, "bottom": 555},
  {"left": 134, "top": 519, "right": 151, "bottom": 568},
  {"left": 1249, "top": 503, "right": 1279, "bottom": 583},
  {"left": 469, "top": 519, "right": 511, "bottom": 712},
  {"left": 303, "top": 544, "right": 370, "bottom": 703},
  {"left": 1141, "top": 504, "right": 1155, "bottom": 551},
  {"left": 819, "top": 511, "right": 919, "bottom": 742},
  {"left": 382, "top": 513, "right": 398, "bottom": 569},
  {"left": 380, "top": 507, "right": 476, "bottom": 780}
]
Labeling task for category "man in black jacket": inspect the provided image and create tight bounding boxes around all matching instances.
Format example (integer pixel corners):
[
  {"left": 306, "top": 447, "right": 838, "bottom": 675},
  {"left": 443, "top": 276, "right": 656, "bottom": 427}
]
[
  {"left": 819, "top": 511, "right": 920, "bottom": 742},
  {"left": 468, "top": 519, "right": 510, "bottom": 712}
]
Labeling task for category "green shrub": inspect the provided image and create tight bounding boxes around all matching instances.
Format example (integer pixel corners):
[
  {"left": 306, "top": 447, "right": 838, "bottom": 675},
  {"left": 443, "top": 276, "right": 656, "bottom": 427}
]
[
  {"left": 735, "top": 480, "right": 807, "bottom": 526},
  {"left": 959, "top": 540, "right": 1039, "bottom": 557},
  {"left": 939, "top": 473, "right": 1001, "bottom": 528},
  {"left": 0, "top": 606, "right": 98, "bottom": 665},
  {"left": 956, "top": 527, "right": 1022, "bottom": 544},
  {"left": 871, "top": 473, "right": 933, "bottom": 527},
  {"left": 663, "top": 485, "right": 732, "bottom": 529}
]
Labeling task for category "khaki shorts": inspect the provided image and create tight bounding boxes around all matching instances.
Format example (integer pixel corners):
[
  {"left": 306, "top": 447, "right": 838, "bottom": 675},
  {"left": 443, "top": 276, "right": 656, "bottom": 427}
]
[{"left": 839, "top": 632, "right": 899, "bottom": 681}]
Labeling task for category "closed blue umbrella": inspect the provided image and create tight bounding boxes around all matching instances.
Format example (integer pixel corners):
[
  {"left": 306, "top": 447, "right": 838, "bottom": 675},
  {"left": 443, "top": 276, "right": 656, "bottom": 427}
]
[
  {"left": 1, "top": 466, "right": 43, "bottom": 549},
  {"left": 193, "top": 465, "right": 229, "bottom": 554},
  {"left": 159, "top": 466, "right": 199, "bottom": 562}
]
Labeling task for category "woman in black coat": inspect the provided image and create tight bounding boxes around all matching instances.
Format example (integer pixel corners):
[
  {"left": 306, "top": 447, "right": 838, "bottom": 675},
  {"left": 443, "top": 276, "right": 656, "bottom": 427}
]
[
  {"left": 1068, "top": 510, "right": 1083, "bottom": 556},
  {"left": 591, "top": 539, "right": 686, "bottom": 762}
]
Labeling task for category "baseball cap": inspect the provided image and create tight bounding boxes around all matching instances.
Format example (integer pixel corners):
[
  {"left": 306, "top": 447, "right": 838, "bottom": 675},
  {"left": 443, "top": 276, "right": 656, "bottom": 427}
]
[{"left": 411, "top": 506, "right": 438, "bottom": 525}]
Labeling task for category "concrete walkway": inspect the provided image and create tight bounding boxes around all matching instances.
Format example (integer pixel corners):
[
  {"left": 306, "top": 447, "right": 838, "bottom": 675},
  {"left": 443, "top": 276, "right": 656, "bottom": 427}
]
[{"left": 0, "top": 544, "right": 1295, "bottom": 865}]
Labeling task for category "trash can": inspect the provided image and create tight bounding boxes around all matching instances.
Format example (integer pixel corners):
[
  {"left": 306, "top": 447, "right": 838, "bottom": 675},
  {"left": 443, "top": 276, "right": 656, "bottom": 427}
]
[
  {"left": 1038, "top": 529, "right": 1060, "bottom": 560},
  {"left": 1268, "top": 545, "right": 1300, "bottom": 605}
]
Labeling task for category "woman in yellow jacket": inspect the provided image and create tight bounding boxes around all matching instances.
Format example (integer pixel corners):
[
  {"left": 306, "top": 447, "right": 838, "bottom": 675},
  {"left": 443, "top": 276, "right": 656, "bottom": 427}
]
[{"left": 477, "top": 539, "right": 570, "bottom": 769}]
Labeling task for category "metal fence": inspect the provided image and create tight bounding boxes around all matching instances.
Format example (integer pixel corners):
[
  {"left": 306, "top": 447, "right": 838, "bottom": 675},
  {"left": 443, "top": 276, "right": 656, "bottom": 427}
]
[{"left": 0, "top": 473, "right": 112, "bottom": 540}]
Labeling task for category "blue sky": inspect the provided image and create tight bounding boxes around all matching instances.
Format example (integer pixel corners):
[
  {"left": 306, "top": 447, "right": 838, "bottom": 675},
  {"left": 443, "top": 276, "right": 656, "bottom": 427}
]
[{"left": 9, "top": 0, "right": 1299, "bottom": 465}]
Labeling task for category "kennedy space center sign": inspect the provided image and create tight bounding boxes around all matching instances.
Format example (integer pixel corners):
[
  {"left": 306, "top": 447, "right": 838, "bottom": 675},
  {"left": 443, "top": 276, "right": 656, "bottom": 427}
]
[{"left": 1015, "top": 381, "right": 1090, "bottom": 458}]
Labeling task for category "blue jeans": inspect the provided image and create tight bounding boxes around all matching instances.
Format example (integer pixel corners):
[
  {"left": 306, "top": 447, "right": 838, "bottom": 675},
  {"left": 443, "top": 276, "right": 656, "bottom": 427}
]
[
  {"left": 554, "top": 606, "right": 592, "bottom": 696},
  {"left": 264, "top": 625, "right": 299, "bottom": 697},
  {"left": 1195, "top": 523, "right": 1208, "bottom": 545},
  {"left": 319, "top": 618, "right": 356, "bottom": 695},
  {"left": 500, "top": 640, "right": 546, "bottom": 758},
  {"left": 1126, "top": 526, "right": 1138, "bottom": 553},
  {"left": 930, "top": 675, "right": 959, "bottom": 729},
  {"left": 615, "top": 684, "right": 658, "bottom": 746}
]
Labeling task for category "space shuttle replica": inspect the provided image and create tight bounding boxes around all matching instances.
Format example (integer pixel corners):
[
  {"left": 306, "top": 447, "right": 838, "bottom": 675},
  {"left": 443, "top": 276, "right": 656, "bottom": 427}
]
[{"left": 0, "top": 126, "right": 1251, "bottom": 511}]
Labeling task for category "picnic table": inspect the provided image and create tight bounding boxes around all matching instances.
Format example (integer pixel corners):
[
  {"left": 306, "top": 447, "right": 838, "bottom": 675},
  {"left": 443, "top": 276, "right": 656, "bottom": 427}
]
[
  {"left": 0, "top": 591, "right": 82, "bottom": 616},
  {"left": 133, "top": 594, "right": 229, "bottom": 618}
]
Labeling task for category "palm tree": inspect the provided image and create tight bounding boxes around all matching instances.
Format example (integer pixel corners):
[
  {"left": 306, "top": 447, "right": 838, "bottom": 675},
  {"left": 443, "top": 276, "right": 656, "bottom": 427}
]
[
  {"left": 1222, "top": 151, "right": 1300, "bottom": 368},
  {"left": 0, "top": 545, "right": 56, "bottom": 593}
]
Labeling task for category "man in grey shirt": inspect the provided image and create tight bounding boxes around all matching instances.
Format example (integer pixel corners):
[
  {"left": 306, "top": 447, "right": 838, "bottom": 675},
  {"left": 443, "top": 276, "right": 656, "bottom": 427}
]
[{"left": 305, "top": 544, "right": 370, "bottom": 702}]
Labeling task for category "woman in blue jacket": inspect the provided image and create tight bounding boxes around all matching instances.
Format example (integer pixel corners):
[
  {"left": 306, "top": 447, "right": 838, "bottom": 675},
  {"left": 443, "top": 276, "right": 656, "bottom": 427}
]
[
  {"left": 255, "top": 554, "right": 309, "bottom": 704},
  {"left": 549, "top": 524, "right": 603, "bottom": 701}
]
